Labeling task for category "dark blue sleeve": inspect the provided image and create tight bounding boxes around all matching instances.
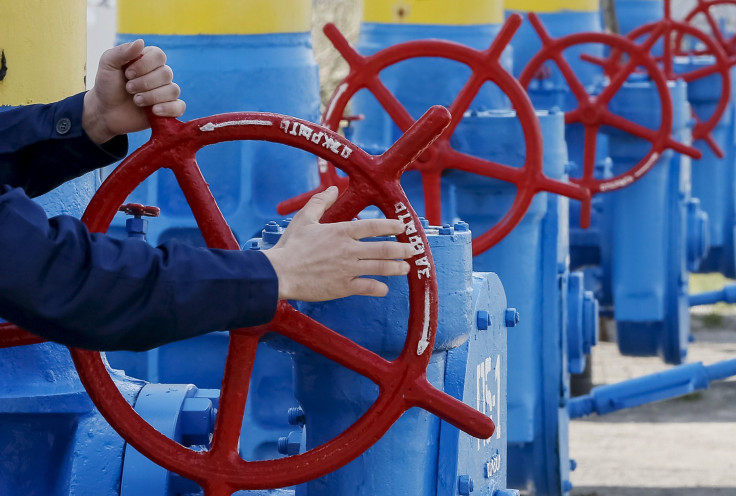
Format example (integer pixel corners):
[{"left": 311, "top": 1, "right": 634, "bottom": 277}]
[
  {"left": 0, "top": 92, "right": 128, "bottom": 197},
  {"left": 0, "top": 186, "right": 279, "bottom": 351}
]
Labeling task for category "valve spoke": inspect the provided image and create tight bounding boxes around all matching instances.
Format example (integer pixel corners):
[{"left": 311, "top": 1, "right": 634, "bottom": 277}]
[
  {"left": 210, "top": 332, "right": 262, "bottom": 459},
  {"left": 272, "top": 305, "right": 394, "bottom": 385},
  {"left": 537, "top": 175, "right": 589, "bottom": 202},
  {"left": 447, "top": 149, "right": 525, "bottom": 184},
  {"left": 581, "top": 124, "right": 600, "bottom": 184},
  {"left": 445, "top": 72, "right": 488, "bottom": 137},
  {"left": 366, "top": 75, "right": 417, "bottom": 133},
  {"left": 421, "top": 171, "right": 443, "bottom": 225},
  {"left": 321, "top": 184, "right": 369, "bottom": 224},
  {"left": 596, "top": 57, "right": 639, "bottom": 107},
  {"left": 552, "top": 52, "right": 591, "bottom": 104},
  {"left": 408, "top": 378, "right": 495, "bottom": 439},
  {"left": 676, "top": 62, "right": 725, "bottom": 83},
  {"left": 603, "top": 111, "right": 698, "bottom": 157},
  {"left": 172, "top": 156, "right": 240, "bottom": 250}
]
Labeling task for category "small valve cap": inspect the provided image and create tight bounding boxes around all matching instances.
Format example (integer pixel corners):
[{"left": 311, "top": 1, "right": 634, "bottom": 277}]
[{"left": 119, "top": 203, "right": 161, "bottom": 217}]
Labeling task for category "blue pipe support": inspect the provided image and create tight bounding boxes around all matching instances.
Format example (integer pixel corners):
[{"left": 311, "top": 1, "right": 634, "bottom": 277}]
[
  {"left": 568, "top": 358, "right": 736, "bottom": 418},
  {"left": 0, "top": 343, "right": 144, "bottom": 495},
  {"left": 265, "top": 226, "right": 515, "bottom": 495},
  {"left": 612, "top": 0, "right": 663, "bottom": 36},
  {"left": 567, "top": 272, "right": 599, "bottom": 375},
  {"left": 569, "top": 158, "right": 615, "bottom": 308},
  {"left": 690, "top": 283, "right": 736, "bottom": 306},
  {"left": 684, "top": 58, "right": 736, "bottom": 277},
  {"left": 451, "top": 108, "right": 579, "bottom": 495},
  {"left": 606, "top": 79, "right": 694, "bottom": 364}
]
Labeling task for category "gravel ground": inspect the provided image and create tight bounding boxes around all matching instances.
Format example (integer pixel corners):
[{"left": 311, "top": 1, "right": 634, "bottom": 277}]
[{"left": 570, "top": 314, "right": 736, "bottom": 496}]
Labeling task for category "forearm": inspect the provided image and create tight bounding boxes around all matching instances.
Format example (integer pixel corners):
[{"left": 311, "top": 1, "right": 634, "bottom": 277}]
[
  {"left": 0, "top": 93, "right": 127, "bottom": 197},
  {"left": 0, "top": 186, "right": 278, "bottom": 351}
]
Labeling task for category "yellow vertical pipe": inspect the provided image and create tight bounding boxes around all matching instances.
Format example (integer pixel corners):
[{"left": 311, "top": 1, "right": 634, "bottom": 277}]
[
  {"left": 118, "top": 0, "right": 312, "bottom": 35},
  {"left": 504, "top": 0, "right": 599, "bottom": 12},
  {"left": 363, "top": 0, "right": 504, "bottom": 25},
  {"left": 0, "top": 0, "right": 86, "bottom": 106}
]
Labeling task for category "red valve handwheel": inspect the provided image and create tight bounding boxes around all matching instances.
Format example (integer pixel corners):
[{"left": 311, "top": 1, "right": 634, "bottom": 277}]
[
  {"left": 617, "top": 9, "right": 734, "bottom": 158},
  {"left": 0, "top": 323, "right": 45, "bottom": 348},
  {"left": 62, "top": 107, "right": 495, "bottom": 495},
  {"left": 681, "top": 0, "right": 736, "bottom": 56},
  {"left": 279, "top": 14, "right": 590, "bottom": 255},
  {"left": 519, "top": 12, "right": 702, "bottom": 226}
]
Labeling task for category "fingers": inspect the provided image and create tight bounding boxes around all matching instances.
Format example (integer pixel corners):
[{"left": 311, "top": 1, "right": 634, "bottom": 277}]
[
  {"left": 357, "top": 259, "right": 411, "bottom": 277},
  {"left": 150, "top": 99, "right": 187, "bottom": 117},
  {"left": 347, "top": 278, "right": 390, "bottom": 298},
  {"left": 123, "top": 45, "right": 167, "bottom": 80},
  {"left": 344, "top": 218, "right": 407, "bottom": 240},
  {"left": 121, "top": 46, "right": 186, "bottom": 118},
  {"left": 126, "top": 65, "right": 174, "bottom": 94},
  {"left": 353, "top": 240, "right": 415, "bottom": 261},
  {"left": 130, "top": 79, "right": 180, "bottom": 105},
  {"left": 294, "top": 186, "right": 339, "bottom": 225},
  {"left": 101, "top": 39, "right": 145, "bottom": 71}
]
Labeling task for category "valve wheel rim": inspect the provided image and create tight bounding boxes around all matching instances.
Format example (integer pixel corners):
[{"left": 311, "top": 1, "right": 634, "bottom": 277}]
[
  {"left": 281, "top": 14, "right": 590, "bottom": 255},
  {"left": 626, "top": 18, "right": 733, "bottom": 158},
  {"left": 69, "top": 109, "right": 494, "bottom": 494},
  {"left": 518, "top": 14, "right": 701, "bottom": 226}
]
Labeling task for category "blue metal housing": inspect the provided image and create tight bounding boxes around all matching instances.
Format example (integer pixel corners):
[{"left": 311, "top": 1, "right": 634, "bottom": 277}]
[
  {"left": 263, "top": 225, "right": 515, "bottom": 495},
  {"left": 685, "top": 59, "right": 736, "bottom": 277},
  {"left": 606, "top": 79, "right": 699, "bottom": 364},
  {"left": 452, "top": 108, "right": 581, "bottom": 495},
  {"left": 0, "top": 344, "right": 143, "bottom": 496}
]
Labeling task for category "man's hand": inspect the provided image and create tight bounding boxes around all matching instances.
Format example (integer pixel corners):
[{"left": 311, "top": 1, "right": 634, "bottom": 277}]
[
  {"left": 263, "top": 187, "right": 415, "bottom": 302},
  {"left": 82, "top": 39, "right": 186, "bottom": 144}
]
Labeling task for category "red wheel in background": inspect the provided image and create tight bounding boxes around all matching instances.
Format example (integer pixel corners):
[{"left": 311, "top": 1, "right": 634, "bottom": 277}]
[
  {"left": 279, "top": 14, "right": 590, "bottom": 255},
  {"left": 519, "top": 13, "right": 701, "bottom": 226},
  {"left": 681, "top": 0, "right": 736, "bottom": 56},
  {"left": 623, "top": 10, "right": 734, "bottom": 158},
  {"left": 63, "top": 107, "right": 494, "bottom": 495}
]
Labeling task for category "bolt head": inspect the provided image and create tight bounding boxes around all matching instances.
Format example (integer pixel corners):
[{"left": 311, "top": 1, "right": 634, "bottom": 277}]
[
  {"left": 454, "top": 221, "right": 470, "bottom": 232},
  {"left": 288, "top": 406, "right": 305, "bottom": 426},
  {"left": 277, "top": 431, "right": 302, "bottom": 456},
  {"left": 458, "top": 475, "right": 474, "bottom": 495},
  {"left": 476, "top": 310, "right": 491, "bottom": 330},
  {"left": 505, "top": 308, "right": 520, "bottom": 327}
]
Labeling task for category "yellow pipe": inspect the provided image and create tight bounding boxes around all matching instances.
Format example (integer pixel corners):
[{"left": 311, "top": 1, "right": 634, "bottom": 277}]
[
  {"left": 363, "top": 0, "right": 504, "bottom": 25},
  {"left": 0, "top": 0, "right": 86, "bottom": 106},
  {"left": 504, "top": 0, "right": 599, "bottom": 12},
  {"left": 118, "top": 0, "right": 312, "bottom": 35}
]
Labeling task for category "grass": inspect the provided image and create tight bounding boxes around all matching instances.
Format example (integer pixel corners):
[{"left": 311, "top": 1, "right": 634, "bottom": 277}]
[{"left": 690, "top": 273, "right": 736, "bottom": 328}]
